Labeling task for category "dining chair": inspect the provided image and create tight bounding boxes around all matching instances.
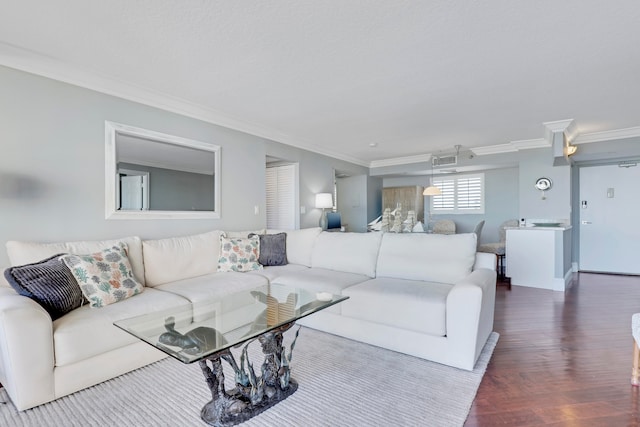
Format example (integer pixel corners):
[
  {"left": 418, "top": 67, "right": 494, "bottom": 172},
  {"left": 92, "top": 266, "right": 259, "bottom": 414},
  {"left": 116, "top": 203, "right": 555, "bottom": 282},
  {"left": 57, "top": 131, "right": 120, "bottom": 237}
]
[
  {"left": 432, "top": 219, "right": 456, "bottom": 235},
  {"left": 472, "top": 220, "right": 485, "bottom": 250},
  {"left": 478, "top": 219, "right": 518, "bottom": 282}
]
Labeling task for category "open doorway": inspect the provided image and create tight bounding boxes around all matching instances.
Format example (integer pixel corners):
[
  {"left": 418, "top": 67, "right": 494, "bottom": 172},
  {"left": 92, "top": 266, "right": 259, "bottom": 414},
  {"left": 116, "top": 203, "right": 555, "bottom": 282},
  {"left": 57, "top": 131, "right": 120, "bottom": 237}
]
[{"left": 118, "top": 168, "right": 149, "bottom": 210}]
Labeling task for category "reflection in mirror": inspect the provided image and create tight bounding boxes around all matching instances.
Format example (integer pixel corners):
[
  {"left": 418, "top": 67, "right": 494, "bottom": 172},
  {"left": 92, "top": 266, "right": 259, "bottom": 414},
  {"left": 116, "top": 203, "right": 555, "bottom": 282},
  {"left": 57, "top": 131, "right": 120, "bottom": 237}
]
[{"left": 105, "top": 121, "right": 220, "bottom": 219}]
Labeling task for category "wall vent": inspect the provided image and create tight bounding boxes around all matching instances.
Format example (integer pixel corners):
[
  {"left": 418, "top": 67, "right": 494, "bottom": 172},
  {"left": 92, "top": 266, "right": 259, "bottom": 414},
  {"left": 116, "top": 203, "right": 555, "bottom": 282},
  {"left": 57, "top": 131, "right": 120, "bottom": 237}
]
[{"left": 432, "top": 155, "right": 457, "bottom": 167}]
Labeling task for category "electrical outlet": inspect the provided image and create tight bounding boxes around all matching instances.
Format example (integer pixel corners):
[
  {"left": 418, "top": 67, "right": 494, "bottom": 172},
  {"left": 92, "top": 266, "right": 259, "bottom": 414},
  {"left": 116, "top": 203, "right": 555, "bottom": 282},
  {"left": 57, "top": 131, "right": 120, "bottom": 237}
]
[
  {"left": 254, "top": 205, "right": 259, "bottom": 215},
  {"left": 300, "top": 206, "right": 306, "bottom": 214}
]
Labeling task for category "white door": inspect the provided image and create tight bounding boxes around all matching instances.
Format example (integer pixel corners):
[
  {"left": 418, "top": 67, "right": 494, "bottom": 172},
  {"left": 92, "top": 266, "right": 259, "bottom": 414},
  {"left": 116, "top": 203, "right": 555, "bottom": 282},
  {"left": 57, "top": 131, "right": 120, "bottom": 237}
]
[
  {"left": 121, "top": 175, "right": 144, "bottom": 210},
  {"left": 266, "top": 164, "right": 299, "bottom": 230},
  {"left": 579, "top": 164, "right": 640, "bottom": 274}
]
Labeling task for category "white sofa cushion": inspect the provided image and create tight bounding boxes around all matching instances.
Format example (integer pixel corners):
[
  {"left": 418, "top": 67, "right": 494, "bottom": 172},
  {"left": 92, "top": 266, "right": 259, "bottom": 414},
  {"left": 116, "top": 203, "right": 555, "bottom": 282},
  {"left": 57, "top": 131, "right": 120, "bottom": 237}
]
[
  {"left": 270, "top": 267, "right": 370, "bottom": 314},
  {"left": 53, "top": 288, "right": 187, "bottom": 367},
  {"left": 142, "top": 230, "right": 222, "bottom": 287},
  {"left": 154, "top": 272, "right": 268, "bottom": 323},
  {"left": 6, "top": 236, "right": 146, "bottom": 286},
  {"left": 248, "top": 264, "right": 308, "bottom": 282},
  {"left": 341, "top": 278, "right": 453, "bottom": 336},
  {"left": 268, "top": 227, "right": 322, "bottom": 267},
  {"left": 376, "top": 233, "right": 477, "bottom": 284},
  {"left": 311, "top": 232, "right": 382, "bottom": 277}
]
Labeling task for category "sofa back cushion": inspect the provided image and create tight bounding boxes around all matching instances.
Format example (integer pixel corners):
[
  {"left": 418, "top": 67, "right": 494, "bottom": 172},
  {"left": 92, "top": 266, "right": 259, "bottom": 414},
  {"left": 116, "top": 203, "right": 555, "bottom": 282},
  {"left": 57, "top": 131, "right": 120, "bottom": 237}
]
[
  {"left": 142, "top": 230, "right": 222, "bottom": 287},
  {"left": 376, "top": 233, "right": 477, "bottom": 284},
  {"left": 311, "top": 232, "right": 382, "bottom": 277},
  {"left": 6, "top": 236, "right": 145, "bottom": 286},
  {"left": 268, "top": 227, "right": 322, "bottom": 267}
]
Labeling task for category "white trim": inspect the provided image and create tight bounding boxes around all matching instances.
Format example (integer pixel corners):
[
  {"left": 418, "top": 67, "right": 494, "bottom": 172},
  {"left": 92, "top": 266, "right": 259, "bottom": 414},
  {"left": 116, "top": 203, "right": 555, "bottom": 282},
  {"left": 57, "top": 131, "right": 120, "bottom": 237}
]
[
  {"left": 470, "top": 138, "right": 549, "bottom": 156},
  {"left": 369, "top": 154, "right": 433, "bottom": 168},
  {"left": 105, "top": 121, "right": 221, "bottom": 220},
  {"left": 574, "top": 126, "right": 640, "bottom": 144},
  {"left": 470, "top": 143, "right": 518, "bottom": 156},
  {"left": 511, "top": 138, "right": 550, "bottom": 150}
]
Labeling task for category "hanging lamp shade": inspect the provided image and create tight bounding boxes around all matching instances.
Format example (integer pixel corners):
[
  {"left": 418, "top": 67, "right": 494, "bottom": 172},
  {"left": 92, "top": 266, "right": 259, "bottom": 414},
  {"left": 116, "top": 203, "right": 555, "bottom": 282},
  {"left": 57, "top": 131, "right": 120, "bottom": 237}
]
[{"left": 423, "top": 186, "right": 441, "bottom": 196}]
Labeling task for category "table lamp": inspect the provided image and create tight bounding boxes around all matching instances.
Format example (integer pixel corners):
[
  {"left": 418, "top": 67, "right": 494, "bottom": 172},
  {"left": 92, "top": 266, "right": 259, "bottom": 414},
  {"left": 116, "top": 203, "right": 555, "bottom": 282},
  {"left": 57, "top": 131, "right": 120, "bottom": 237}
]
[{"left": 315, "top": 193, "right": 333, "bottom": 230}]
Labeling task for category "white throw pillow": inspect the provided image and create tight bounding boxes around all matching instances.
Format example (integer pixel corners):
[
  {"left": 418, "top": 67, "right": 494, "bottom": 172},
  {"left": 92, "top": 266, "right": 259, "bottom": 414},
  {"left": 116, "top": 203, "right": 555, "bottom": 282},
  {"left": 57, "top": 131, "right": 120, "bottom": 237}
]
[{"left": 142, "top": 230, "right": 221, "bottom": 287}]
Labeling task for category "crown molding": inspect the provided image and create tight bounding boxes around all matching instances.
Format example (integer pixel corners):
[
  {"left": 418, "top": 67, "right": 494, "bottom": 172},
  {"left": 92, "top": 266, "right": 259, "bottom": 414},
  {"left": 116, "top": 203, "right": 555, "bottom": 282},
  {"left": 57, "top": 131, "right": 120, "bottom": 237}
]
[
  {"left": 574, "top": 126, "right": 640, "bottom": 145},
  {"left": 470, "top": 143, "right": 518, "bottom": 156},
  {"left": 369, "top": 153, "right": 432, "bottom": 168},
  {"left": 470, "top": 138, "right": 549, "bottom": 156},
  {"left": 0, "top": 42, "right": 369, "bottom": 167},
  {"left": 543, "top": 119, "right": 577, "bottom": 144},
  {"left": 511, "top": 138, "right": 550, "bottom": 150}
]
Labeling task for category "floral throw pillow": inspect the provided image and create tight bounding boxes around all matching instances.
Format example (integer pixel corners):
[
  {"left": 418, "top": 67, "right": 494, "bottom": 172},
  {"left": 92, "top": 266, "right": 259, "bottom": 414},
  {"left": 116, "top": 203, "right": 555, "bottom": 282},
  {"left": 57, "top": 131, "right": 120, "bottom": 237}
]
[
  {"left": 61, "top": 243, "right": 144, "bottom": 308},
  {"left": 218, "top": 235, "right": 263, "bottom": 272}
]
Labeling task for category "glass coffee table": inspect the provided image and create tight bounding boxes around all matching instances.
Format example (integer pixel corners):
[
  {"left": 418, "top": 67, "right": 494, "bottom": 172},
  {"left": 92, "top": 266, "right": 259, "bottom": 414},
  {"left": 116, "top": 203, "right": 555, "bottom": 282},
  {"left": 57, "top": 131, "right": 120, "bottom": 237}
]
[{"left": 114, "top": 283, "right": 347, "bottom": 426}]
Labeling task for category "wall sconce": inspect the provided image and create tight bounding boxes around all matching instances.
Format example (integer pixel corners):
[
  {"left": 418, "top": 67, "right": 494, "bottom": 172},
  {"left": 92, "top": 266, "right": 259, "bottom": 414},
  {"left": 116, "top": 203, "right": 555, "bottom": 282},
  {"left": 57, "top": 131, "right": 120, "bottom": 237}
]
[
  {"left": 315, "top": 193, "right": 333, "bottom": 230},
  {"left": 566, "top": 144, "right": 578, "bottom": 156}
]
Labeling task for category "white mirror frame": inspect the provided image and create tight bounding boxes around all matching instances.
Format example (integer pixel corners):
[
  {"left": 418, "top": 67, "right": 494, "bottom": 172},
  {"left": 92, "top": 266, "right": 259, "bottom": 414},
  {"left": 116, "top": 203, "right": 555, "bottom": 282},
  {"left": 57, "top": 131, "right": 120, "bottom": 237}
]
[{"left": 105, "top": 121, "right": 221, "bottom": 220}]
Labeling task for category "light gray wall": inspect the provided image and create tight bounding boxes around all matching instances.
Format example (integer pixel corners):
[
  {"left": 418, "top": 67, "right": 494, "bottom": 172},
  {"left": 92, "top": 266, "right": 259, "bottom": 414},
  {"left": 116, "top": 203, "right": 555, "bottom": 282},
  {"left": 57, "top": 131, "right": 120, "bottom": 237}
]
[
  {"left": 383, "top": 167, "right": 519, "bottom": 244},
  {"left": 0, "top": 66, "right": 365, "bottom": 269},
  {"left": 263, "top": 141, "right": 368, "bottom": 230},
  {"left": 518, "top": 148, "right": 572, "bottom": 222}
]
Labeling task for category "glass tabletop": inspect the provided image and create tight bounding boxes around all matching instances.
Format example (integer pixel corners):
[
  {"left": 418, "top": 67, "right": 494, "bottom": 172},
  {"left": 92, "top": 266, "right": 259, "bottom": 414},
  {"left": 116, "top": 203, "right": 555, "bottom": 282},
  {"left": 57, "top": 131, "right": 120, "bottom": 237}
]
[{"left": 114, "top": 283, "right": 348, "bottom": 364}]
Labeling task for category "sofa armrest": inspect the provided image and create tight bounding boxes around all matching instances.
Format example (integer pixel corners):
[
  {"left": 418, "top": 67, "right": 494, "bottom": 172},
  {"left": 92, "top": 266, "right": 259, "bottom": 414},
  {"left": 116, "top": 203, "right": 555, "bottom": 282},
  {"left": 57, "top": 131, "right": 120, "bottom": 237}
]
[
  {"left": 445, "top": 268, "right": 496, "bottom": 369},
  {"left": 0, "top": 289, "right": 56, "bottom": 410},
  {"left": 473, "top": 252, "right": 496, "bottom": 271}
]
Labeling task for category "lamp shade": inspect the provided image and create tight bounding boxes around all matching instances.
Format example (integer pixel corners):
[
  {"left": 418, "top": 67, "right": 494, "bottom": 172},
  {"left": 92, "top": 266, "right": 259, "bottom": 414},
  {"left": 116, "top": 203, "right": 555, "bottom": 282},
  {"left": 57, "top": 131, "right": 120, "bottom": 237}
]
[
  {"left": 423, "top": 186, "right": 442, "bottom": 196},
  {"left": 315, "top": 193, "right": 333, "bottom": 209}
]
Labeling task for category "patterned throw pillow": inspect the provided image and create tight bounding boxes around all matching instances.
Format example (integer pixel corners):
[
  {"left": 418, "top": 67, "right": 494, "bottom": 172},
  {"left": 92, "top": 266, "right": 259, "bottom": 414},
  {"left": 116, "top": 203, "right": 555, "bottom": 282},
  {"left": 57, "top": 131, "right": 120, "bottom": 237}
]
[
  {"left": 4, "top": 253, "right": 84, "bottom": 320},
  {"left": 218, "top": 235, "right": 263, "bottom": 272},
  {"left": 61, "top": 243, "right": 144, "bottom": 308}
]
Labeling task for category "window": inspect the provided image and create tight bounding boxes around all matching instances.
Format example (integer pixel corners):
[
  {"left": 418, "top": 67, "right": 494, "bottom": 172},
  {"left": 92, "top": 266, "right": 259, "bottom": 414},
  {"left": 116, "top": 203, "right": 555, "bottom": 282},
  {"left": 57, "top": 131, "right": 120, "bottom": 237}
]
[
  {"left": 266, "top": 164, "right": 299, "bottom": 229},
  {"left": 430, "top": 173, "right": 484, "bottom": 214}
]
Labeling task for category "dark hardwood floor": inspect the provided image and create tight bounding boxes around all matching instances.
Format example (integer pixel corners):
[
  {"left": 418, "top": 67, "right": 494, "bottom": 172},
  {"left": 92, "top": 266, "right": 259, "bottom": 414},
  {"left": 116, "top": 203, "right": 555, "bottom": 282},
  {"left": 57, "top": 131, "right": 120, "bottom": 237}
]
[{"left": 466, "top": 273, "right": 640, "bottom": 426}]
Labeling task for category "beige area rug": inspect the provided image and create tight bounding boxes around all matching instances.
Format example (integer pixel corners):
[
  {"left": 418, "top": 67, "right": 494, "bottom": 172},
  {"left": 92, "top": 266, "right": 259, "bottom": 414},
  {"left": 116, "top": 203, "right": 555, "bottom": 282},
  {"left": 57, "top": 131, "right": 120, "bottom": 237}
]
[{"left": 0, "top": 328, "right": 498, "bottom": 427}]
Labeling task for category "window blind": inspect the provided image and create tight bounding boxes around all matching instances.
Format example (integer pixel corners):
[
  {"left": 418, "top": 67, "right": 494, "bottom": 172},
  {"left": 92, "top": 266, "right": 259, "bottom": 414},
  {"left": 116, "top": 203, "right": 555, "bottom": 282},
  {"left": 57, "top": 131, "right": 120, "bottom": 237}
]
[{"left": 431, "top": 173, "right": 485, "bottom": 214}]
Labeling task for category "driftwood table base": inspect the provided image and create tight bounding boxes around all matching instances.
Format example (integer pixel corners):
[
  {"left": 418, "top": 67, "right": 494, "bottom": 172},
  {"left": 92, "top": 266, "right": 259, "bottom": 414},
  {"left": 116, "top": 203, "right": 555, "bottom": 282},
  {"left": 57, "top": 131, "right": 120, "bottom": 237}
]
[{"left": 198, "top": 323, "right": 299, "bottom": 427}]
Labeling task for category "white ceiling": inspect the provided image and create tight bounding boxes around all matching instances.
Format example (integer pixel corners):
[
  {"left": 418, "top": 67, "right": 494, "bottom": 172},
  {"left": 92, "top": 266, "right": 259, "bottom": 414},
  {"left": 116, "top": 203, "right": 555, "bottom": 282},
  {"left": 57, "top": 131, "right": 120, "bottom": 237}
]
[{"left": 1, "top": 1, "right": 640, "bottom": 167}]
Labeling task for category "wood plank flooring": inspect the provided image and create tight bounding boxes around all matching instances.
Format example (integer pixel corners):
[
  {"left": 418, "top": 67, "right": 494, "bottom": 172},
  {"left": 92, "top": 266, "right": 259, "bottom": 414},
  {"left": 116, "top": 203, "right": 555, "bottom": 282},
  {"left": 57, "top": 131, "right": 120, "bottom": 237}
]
[{"left": 466, "top": 273, "right": 640, "bottom": 426}]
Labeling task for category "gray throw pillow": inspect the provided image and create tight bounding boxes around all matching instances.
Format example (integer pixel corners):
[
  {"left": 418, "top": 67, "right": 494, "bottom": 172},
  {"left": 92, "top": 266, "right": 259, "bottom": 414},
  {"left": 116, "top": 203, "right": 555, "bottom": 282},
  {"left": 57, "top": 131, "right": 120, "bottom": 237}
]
[
  {"left": 4, "top": 254, "right": 84, "bottom": 320},
  {"left": 251, "top": 233, "right": 288, "bottom": 266}
]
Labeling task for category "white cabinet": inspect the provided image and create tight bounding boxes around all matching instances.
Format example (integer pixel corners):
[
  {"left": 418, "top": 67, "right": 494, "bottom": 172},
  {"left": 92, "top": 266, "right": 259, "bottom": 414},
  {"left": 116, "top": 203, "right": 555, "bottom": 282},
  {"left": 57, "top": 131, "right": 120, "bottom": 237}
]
[{"left": 506, "top": 227, "right": 573, "bottom": 291}]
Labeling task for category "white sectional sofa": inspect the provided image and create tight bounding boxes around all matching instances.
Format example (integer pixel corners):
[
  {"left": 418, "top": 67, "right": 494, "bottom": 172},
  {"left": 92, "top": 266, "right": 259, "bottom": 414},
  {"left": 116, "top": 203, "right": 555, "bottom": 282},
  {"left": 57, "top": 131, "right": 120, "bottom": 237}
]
[{"left": 0, "top": 227, "right": 496, "bottom": 410}]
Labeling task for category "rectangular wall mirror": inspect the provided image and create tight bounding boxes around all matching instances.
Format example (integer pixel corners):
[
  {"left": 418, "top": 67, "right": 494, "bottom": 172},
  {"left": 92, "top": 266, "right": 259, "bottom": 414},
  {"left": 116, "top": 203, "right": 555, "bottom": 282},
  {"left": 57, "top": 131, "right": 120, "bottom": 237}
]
[{"left": 105, "top": 121, "right": 221, "bottom": 219}]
